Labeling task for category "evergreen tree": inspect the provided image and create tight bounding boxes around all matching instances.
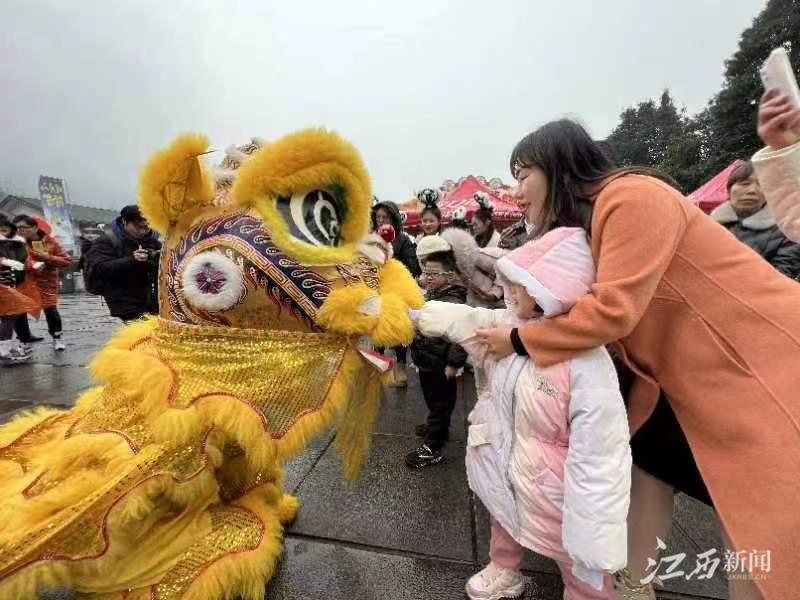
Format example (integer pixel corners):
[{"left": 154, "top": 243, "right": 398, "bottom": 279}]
[
  {"left": 605, "top": 90, "right": 706, "bottom": 191},
  {"left": 704, "top": 0, "right": 800, "bottom": 173}
]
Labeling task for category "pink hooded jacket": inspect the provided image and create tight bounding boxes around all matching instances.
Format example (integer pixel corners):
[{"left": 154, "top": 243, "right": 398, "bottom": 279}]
[
  {"left": 416, "top": 227, "right": 631, "bottom": 588},
  {"left": 752, "top": 140, "right": 800, "bottom": 243}
]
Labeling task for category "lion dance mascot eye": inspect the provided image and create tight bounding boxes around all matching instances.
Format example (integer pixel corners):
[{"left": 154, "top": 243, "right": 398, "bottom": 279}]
[{"left": 0, "top": 130, "right": 423, "bottom": 599}]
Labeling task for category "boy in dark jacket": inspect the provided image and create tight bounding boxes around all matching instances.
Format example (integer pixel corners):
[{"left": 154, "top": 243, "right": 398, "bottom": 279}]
[{"left": 406, "top": 247, "right": 468, "bottom": 468}]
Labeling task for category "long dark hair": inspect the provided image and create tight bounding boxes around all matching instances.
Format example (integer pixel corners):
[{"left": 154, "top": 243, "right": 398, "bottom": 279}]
[{"left": 510, "top": 119, "right": 679, "bottom": 234}]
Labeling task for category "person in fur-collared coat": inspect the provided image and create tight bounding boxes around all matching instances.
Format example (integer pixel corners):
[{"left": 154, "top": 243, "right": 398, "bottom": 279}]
[{"left": 710, "top": 161, "right": 800, "bottom": 280}]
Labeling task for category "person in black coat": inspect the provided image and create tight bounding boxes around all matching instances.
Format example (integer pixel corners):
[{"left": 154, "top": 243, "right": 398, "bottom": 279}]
[
  {"left": 406, "top": 249, "right": 468, "bottom": 469},
  {"left": 711, "top": 161, "right": 800, "bottom": 280},
  {"left": 371, "top": 200, "right": 420, "bottom": 277},
  {"left": 84, "top": 205, "right": 162, "bottom": 321},
  {"left": 371, "top": 199, "right": 419, "bottom": 386}
]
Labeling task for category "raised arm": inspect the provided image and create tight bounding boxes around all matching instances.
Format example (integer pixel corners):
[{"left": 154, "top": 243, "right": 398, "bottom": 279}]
[
  {"left": 416, "top": 301, "right": 507, "bottom": 368},
  {"left": 753, "top": 142, "right": 800, "bottom": 243},
  {"left": 752, "top": 90, "right": 800, "bottom": 242}
]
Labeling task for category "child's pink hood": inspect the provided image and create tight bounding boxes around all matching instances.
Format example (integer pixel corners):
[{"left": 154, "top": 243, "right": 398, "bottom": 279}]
[{"left": 495, "top": 227, "right": 595, "bottom": 317}]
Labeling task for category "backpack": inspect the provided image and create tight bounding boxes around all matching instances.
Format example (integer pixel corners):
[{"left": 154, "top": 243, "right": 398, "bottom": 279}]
[{"left": 82, "top": 230, "right": 122, "bottom": 295}]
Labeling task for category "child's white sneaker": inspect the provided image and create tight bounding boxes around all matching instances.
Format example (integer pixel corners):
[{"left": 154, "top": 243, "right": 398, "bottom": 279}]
[
  {"left": 613, "top": 569, "right": 658, "bottom": 600},
  {"left": 465, "top": 562, "right": 525, "bottom": 600}
]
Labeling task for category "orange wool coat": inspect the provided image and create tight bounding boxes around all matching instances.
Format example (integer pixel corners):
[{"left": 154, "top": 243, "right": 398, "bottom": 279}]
[
  {"left": 519, "top": 175, "right": 800, "bottom": 599},
  {"left": 24, "top": 234, "right": 70, "bottom": 309}
]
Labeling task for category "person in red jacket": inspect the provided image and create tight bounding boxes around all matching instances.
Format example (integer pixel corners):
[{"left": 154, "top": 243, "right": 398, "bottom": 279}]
[{"left": 13, "top": 215, "right": 71, "bottom": 351}]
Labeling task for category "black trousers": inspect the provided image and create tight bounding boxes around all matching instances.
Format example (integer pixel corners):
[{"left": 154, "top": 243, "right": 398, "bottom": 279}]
[
  {"left": 0, "top": 316, "right": 19, "bottom": 340},
  {"left": 419, "top": 369, "right": 457, "bottom": 451},
  {"left": 14, "top": 308, "right": 62, "bottom": 340}
]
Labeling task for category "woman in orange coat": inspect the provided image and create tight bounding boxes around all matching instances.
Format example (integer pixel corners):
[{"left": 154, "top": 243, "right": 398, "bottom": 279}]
[
  {"left": 13, "top": 215, "right": 71, "bottom": 350},
  {"left": 477, "top": 119, "right": 800, "bottom": 600}
]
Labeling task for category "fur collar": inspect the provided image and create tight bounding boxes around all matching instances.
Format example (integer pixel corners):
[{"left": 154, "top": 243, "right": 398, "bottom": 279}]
[{"left": 710, "top": 202, "right": 776, "bottom": 231}]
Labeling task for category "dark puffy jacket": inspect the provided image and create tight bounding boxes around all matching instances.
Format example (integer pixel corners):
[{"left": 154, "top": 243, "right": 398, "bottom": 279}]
[
  {"left": 84, "top": 218, "right": 162, "bottom": 320},
  {"left": 0, "top": 236, "right": 28, "bottom": 287},
  {"left": 371, "top": 201, "right": 420, "bottom": 277},
  {"left": 498, "top": 218, "right": 536, "bottom": 250},
  {"left": 410, "top": 284, "right": 468, "bottom": 372},
  {"left": 711, "top": 203, "right": 800, "bottom": 280}
]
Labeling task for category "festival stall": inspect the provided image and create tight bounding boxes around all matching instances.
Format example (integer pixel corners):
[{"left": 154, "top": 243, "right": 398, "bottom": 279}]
[{"left": 398, "top": 175, "right": 521, "bottom": 233}]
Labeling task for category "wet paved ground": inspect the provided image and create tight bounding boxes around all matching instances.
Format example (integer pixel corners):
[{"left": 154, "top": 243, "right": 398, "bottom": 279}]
[{"left": 2, "top": 295, "right": 729, "bottom": 599}]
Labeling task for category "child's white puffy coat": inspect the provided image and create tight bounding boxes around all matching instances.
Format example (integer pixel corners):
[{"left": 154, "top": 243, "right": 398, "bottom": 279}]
[{"left": 416, "top": 228, "right": 631, "bottom": 587}]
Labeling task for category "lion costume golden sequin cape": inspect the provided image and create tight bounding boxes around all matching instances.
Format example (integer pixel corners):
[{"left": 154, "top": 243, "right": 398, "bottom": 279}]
[{"left": 0, "top": 130, "right": 423, "bottom": 599}]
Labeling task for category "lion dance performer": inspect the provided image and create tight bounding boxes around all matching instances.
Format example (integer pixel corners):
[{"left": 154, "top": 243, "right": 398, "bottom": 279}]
[{"left": 0, "top": 129, "right": 423, "bottom": 599}]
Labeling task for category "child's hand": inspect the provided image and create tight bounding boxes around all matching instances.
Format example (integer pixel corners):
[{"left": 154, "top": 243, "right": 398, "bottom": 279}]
[
  {"left": 476, "top": 325, "right": 514, "bottom": 358},
  {"left": 444, "top": 366, "right": 458, "bottom": 379}
]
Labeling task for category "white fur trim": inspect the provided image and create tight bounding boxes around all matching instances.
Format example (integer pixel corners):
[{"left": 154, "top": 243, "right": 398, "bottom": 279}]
[
  {"left": 495, "top": 256, "right": 561, "bottom": 316},
  {"left": 710, "top": 201, "right": 776, "bottom": 230},
  {"left": 224, "top": 145, "right": 250, "bottom": 163},
  {"left": 359, "top": 296, "right": 381, "bottom": 316},
  {"left": 213, "top": 168, "right": 237, "bottom": 184},
  {"left": 357, "top": 233, "right": 390, "bottom": 264},
  {"left": 181, "top": 251, "right": 245, "bottom": 311}
]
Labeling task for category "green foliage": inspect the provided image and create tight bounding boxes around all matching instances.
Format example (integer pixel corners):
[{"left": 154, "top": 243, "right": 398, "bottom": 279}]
[
  {"left": 604, "top": 0, "right": 800, "bottom": 193},
  {"left": 605, "top": 91, "right": 709, "bottom": 192}
]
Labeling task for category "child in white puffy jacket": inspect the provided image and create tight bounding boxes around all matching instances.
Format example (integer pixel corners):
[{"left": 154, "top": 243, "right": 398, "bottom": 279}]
[{"left": 413, "top": 227, "right": 631, "bottom": 600}]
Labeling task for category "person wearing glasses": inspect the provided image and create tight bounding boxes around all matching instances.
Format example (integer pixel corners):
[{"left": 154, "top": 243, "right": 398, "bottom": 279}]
[{"left": 406, "top": 235, "right": 468, "bottom": 469}]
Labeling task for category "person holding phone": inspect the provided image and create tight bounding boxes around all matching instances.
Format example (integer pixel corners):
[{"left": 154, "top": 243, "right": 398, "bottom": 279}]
[
  {"left": 83, "top": 205, "right": 162, "bottom": 322},
  {"left": 752, "top": 89, "right": 800, "bottom": 243}
]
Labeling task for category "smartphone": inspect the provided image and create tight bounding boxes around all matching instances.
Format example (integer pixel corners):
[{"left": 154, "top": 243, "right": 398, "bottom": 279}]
[
  {"left": 31, "top": 240, "right": 45, "bottom": 252},
  {"left": 760, "top": 47, "right": 800, "bottom": 110}
]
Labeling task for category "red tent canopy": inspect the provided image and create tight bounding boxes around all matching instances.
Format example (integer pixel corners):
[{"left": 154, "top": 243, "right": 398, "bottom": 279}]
[
  {"left": 399, "top": 175, "right": 522, "bottom": 232},
  {"left": 688, "top": 160, "right": 744, "bottom": 214}
]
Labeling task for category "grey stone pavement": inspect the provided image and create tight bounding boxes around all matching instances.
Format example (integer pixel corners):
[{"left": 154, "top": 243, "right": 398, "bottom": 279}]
[{"left": 1, "top": 295, "right": 729, "bottom": 600}]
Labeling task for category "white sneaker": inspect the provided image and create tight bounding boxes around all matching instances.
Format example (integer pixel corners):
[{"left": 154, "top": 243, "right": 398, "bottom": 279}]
[
  {"left": 465, "top": 562, "right": 525, "bottom": 600},
  {"left": 53, "top": 337, "right": 66, "bottom": 352},
  {"left": 613, "top": 569, "right": 658, "bottom": 600},
  {"left": 0, "top": 340, "right": 31, "bottom": 363}
]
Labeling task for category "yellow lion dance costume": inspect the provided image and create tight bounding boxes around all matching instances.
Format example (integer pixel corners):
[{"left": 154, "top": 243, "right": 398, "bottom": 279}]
[{"left": 0, "top": 130, "right": 423, "bottom": 599}]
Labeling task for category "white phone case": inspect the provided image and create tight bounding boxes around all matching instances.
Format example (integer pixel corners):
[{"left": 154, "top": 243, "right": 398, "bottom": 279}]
[{"left": 761, "top": 47, "right": 800, "bottom": 109}]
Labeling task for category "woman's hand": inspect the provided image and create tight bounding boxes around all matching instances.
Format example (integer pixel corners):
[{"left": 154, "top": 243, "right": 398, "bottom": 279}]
[
  {"left": 758, "top": 90, "right": 800, "bottom": 150},
  {"left": 475, "top": 325, "right": 514, "bottom": 359}
]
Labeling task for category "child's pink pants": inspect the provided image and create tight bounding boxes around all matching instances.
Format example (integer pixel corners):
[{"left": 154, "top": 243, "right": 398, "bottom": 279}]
[{"left": 490, "top": 519, "right": 615, "bottom": 600}]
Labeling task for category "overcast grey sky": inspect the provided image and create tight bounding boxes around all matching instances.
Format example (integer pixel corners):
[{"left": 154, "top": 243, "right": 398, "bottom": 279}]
[{"left": 1, "top": 0, "right": 766, "bottom": 210}]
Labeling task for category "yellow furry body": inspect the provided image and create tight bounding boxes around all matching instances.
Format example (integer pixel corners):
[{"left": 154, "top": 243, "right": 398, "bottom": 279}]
[{"left": 0, "top": 128, "right": 423, "bottom": 598}]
